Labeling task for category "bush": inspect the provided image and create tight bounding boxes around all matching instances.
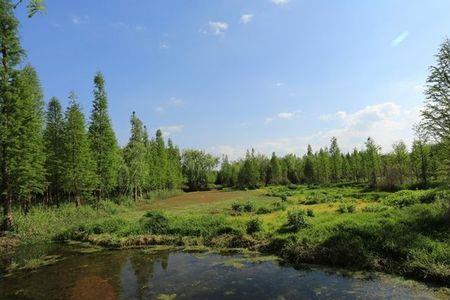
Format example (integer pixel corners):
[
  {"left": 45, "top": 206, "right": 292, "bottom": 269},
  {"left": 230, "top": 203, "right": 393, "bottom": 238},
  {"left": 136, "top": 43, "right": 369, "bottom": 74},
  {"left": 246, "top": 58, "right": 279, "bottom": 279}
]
[
  {"left": 231, "top": 201, "right": 254, "bottom": 213},
  {"left": 169, "top": 214, "right": 238, "bottom": 237},
  {"left": 140, "top": 210, "right": 170, "bottom": 234},
  {"left": 246, "top": 218, "right": 262, "bottom": 234},
  {"left": 363, "top": 204, "right": 390, "bottom": 213},
  {"left": 287, "top": 210, "right": 308, "bottom": 231},
  {"left": 280, "top": 195, "right": 288, "bottom": 202},
  {"left": 337, "top": 203, "right": 356, "bottom": 213},
  {"left": 382, "top": 190, "right": 440, "bottom": 208},
  {"left": 273, "top": 201, "right": 287, "bottom": 211},
  {"left": 306, "top": 208, "right": 315, "bottom": 217},
  {"left": 256, "top": 207, "right": 272, "bottom": 214}
]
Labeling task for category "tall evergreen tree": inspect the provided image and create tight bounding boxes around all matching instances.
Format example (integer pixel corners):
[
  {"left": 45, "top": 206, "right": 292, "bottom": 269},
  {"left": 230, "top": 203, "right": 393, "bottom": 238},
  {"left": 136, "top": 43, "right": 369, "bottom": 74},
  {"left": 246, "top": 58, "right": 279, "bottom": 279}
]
[
  {"left": 12, "top": 66, "right": 45, "bottom": 209},
  {"left": 166, "top": 138, "right": 183, "bottom": 189},
  {"left": 267, "top": 152, "right": 282, "bottom": 185},
  {"left": 123, "top": 112, "right": 148, "bottom": 200},
  {"left": 153, "top": 129, "right": 168, "bottom": 189},
  {"left": 44, "top": 97, "right": 65, "bottom": 202},
  {"left": 62, "top": 92, "right": 97, "bottom": 205},
  {"left": 88, "top": 72, "right": 120, "bottom": 198},
  {"left": 365, "top": 137, "right": 381, "bottom": 188},
  {"left": 0, "top": 0, "right": 44, "bottom": 229},
  {"left": 329, "top": 137, "right": 342, "bottom": 182}
]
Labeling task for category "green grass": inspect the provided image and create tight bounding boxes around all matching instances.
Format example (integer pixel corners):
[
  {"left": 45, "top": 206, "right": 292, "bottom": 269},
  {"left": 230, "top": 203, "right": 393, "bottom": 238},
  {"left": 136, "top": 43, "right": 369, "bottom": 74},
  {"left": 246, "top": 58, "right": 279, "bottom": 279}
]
[{"left": 10, "top": 185, "right": 450, "bottom": 285}]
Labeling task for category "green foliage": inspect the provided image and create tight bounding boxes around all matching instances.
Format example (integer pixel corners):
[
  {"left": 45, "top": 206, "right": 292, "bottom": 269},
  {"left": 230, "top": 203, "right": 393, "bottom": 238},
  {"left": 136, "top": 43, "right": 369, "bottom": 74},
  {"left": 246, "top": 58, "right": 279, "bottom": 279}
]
[
  {"left": 306, "top": 208, "right": 315, "bottom": 217},
  {"left": 287, "top": 210, "right": 308, "bottom": 231},
  {"left": 246, "top": 218, "right": 262, "bottom": 234},
  {"left": 231, "top": 201, "right": 254, "bottom": 213},
  {"left": 382, "top": 190, "right": 439, "bottom": 208},
  {"left": 88, "top": 72, "right": 121, "bottom": 197},
  {"left": 256, "top": 206, "right": 272, "bottom": 214},
  {"left": 337, "top": 202, "right": 356, "bottom": 213},
  {"left": 182, "top": 149, "right": 219, "bottom": 191},
  {"left": 362, "top": 204, "right": 390, "bottom": 213},
  {"left": 62, "top": 93, "right": 98, "bottom": 203},
  {"left": 140, "top": 210, "right": 170, "bottom": 234}
]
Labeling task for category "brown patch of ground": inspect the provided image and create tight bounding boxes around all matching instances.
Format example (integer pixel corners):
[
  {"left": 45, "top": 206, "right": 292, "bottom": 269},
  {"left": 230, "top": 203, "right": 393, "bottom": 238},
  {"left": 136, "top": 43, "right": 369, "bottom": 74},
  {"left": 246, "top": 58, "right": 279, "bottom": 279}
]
[{"left": 139, "top": 190, "right": 260, "bottom": 211}]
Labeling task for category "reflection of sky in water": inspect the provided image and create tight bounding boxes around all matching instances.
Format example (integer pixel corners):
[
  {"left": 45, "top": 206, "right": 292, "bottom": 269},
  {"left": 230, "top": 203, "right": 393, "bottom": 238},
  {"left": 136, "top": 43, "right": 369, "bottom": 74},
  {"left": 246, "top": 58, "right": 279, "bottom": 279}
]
[{"left": 0, "top": 246, "right": 440, "bottom": 300}]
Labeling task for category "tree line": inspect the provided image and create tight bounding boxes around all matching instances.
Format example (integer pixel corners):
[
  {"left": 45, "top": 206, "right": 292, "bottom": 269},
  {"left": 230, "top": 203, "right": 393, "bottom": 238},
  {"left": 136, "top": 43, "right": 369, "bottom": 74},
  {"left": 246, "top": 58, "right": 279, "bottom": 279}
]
[{"left": 216, "top": 136, "right": 442, "bottom": 190}]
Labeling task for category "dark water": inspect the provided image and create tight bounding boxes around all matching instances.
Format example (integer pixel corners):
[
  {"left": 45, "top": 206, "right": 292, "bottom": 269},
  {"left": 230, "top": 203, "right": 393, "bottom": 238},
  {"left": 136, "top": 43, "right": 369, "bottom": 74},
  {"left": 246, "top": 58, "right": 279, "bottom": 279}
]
[{"left": 0, "top": 245, "right": 444, "bottom": 300}]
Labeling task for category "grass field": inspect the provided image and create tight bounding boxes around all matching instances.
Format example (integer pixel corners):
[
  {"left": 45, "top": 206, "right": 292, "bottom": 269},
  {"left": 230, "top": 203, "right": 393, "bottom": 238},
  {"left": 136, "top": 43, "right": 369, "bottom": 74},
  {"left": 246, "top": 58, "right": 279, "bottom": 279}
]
[{"left": 8, "top": 185, "right": 450, "bottom": 286}]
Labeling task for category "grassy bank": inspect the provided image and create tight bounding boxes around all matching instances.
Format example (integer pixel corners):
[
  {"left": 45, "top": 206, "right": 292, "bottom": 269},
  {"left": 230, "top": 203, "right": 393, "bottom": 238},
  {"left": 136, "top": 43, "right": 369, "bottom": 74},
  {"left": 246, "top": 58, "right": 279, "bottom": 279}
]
[{"left": 7, "top": 186, "right": 450, "bottom": 285}]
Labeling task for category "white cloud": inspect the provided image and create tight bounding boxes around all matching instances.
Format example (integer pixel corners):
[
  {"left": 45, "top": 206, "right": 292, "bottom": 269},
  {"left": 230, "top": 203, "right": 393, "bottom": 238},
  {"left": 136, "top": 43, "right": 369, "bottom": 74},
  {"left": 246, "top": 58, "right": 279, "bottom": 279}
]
[
  {"left": 169, "top": 97, "right": 184, "bottom": 106},
  {"left": 208, "top": 145, "right": 247, "bottom": 161},
  {"left": 277, "top": 110, "right": 300, "bottom": 120},
  {"left": 202, "top": 21, "right": 229, "bottom": 35},
  {"left": 154, "top": 106, "right": 164, "bottom": 113},
  {"left": 266, "top": 110, "right": 301, "bottom": 123},
  {"left": 275, "top": 82, "right": 285, "bottom": 87},
  {"left": 158, "top": 125, "right": 184, "bottom": 137},
  {"left": 271, "top": 0, "right": 290, "bottom": 5},
  {"left": 391, "top": 31, "right": 409, "bottom": 47},
  {"left": 159, "top": 41, "right": 170, "bottom": 49},
  {"left": 240, "top": 14, "right": 254, "bottom": 24},
  {"left": 71, "top": 15, "right": 89, "bottom": 25}
]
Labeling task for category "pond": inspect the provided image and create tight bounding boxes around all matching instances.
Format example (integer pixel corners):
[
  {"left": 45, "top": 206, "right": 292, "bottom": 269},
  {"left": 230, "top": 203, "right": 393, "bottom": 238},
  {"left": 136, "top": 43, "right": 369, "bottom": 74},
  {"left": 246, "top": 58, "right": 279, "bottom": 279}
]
[{"left": 0, "top": 244, "right": 446, "bottom": 299}]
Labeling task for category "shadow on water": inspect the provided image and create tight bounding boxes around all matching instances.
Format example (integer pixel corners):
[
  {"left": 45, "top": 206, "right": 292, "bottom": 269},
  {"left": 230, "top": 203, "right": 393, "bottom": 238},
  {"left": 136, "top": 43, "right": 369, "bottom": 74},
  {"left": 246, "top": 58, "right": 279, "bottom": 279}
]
[{"left": 0, "top": 244, "right": 445, "bottom": 300}]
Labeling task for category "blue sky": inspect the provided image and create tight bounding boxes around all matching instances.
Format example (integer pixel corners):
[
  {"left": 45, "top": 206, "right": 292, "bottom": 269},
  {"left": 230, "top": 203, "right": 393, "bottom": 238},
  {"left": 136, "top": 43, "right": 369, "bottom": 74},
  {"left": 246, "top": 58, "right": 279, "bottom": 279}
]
[{"left": 17, "top": 0, "right": 450, "bottom": 159}]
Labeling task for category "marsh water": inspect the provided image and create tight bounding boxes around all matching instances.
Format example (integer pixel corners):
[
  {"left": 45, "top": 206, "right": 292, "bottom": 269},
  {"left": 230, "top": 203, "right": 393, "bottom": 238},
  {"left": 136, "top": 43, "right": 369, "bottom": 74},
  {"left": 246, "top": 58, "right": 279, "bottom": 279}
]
[{"left": 0, "top": 244, "right": 445, "bottom": 300}]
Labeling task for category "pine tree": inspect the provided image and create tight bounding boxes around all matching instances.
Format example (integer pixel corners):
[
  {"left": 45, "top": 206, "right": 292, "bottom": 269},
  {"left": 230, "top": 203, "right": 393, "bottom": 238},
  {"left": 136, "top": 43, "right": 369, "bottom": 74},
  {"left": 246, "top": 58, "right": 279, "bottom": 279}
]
[
  {"left": 10, "top": 66, "right": 45, "bottom": 210},
  {"left": 365, "top": 137, "right": 381, "bottom": 188},
  {"left": 268, "top": 152, "right": 282, "bottom": 185},
  {"left": 123, "top": 112, "right": 148, "bottom": 200},
  {"left": 88, "top": 72, "right": 120, "bottom": 198},
  {"left": 153, "top": 129, "right": 168, "bottom": 189},
  {"left": 329, "top": 137, "right": 342, "bottom": 182},
  {"left": 44, "top": 97, "right": 65, "bottom": 202},
  {"left": 62, "top": 92, "right": 97, "bottom": 205},
  {"left": 166, "top": 138, "right": 183, "bottom": 189},
  {"left": 238, "top": 149, "right": 260, "bottom": 189},
  {"left": 303, "top": 145, "right": 315, "bottom": 183}
]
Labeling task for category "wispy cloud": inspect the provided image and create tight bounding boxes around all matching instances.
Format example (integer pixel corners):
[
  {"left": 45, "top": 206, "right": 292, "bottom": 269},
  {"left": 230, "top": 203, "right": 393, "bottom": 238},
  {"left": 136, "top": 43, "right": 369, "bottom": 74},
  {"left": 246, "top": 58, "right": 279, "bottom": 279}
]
[
  {"left": 275, "top": 82, "right": 285, "bottom": 87},
  {"left": 201, "top": 21, "right": 229, "bottom": 35},
  {"left": 158, "top": 125, "right": 184, "bottom": 137},
  {"left": 391, "top": 31, "right": 409, "bottom": 47},
  {"left": 271, "top": 0, "right": 290, "bottom": 6},
  {"left": 159, "top": 41, "right": 170, "bottom": 49},
  {"left": 265, "top": 110, "right": 301, "bottom": 124},
  {"left": 154, "top": 97, "right": 185, "bottom": 113},
  {"left": 71, "top": 15, "right": 89, "bottom": 25},
  {"left": 240, "top": 14, "right": 254, "bottom": 24}
]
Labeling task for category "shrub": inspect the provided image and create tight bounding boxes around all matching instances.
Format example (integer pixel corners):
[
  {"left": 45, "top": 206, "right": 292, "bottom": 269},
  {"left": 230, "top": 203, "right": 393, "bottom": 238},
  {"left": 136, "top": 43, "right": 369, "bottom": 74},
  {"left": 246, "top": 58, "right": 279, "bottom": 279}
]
[
  {"left": 337, "top": 203, "right": 356, "bottom": 213},
  {"left": 256, "top": 207, "right": 272, "bottom": 214},
  {"left": 140, "top": 210, "right": 170, "bottom": 234},
  {"left": 306, "top": 208, "right": 315, "bottom": 217},
  {"left": 273, "top": 201, "right": 287, "bottom": 211},
  {"left": 363, "top": 204, "right": 390, "bottom": 213},
  {"left": 231, "top": 202, "right": 244, "bottom": 212},
  {"left": 382, "top": 190, "right": 438, "bottom": 208},
  {"left": 169, "top": 215, "right": 237, "bottom": 237},
  {"left": 287, "top": 210, "right": 308, "bottom": 231},
  {"left": 246, "top": 218, "right": 262, "bottom": 234},
  {"left": 280, "top": 195, "right": 288, "bottom": 202},
  {"left": 244, "top": 201, "right": 255, "bottom": 212}
]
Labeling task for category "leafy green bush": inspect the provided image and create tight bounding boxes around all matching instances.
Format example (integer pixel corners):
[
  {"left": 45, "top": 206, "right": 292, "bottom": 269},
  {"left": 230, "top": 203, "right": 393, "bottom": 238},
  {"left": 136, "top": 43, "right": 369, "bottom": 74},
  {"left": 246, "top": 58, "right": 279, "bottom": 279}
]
[
  {"left": 337, "top": 203, "right": 356, "bottom": 213},
  {"left": 256, "top": 207, "right": 272, "bottom": 214},
  {"left": 246, "top": 218, "right": 262, "bottom": 234},
  {"left": 363, "top": 204, "right": 390, "bottom": 213},
  {"left": 231, "top": 201, "right": 254, "bottom": 213},
  {"left": 169, "top": 214, "right": 238, "bottom": 237},
  {"left": 140, "top": 210, "right": 170, "bottom": 234},
  {"left": 272, "top": 201, "right": 287, "bottom": 211},
  {"left": 382, "top": 190, "right": 438, "bottom": 208},
  {"left": 287, "top": 210, "right": 308, "bottom": 231},
  {"left": 306, "top": 208, "right": 315, "bottom": 217},
  {"left": 280, "top": 195, "right": 288, "bottom": 202}
]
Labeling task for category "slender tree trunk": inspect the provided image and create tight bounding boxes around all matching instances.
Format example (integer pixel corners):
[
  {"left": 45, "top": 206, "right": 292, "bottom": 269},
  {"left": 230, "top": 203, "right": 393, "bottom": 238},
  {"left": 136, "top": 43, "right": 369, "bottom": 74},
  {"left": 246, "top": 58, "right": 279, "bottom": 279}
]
[{"left": 2, "top": 193, "right": 14, "bottom": 232}]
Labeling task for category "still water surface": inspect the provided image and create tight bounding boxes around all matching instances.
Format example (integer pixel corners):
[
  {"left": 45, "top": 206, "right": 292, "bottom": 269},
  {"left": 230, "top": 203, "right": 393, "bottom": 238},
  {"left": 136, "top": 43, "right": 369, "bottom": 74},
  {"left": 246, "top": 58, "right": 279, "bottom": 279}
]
[{"left": 0, "top": 245, "right": 444, "bottom": 299}]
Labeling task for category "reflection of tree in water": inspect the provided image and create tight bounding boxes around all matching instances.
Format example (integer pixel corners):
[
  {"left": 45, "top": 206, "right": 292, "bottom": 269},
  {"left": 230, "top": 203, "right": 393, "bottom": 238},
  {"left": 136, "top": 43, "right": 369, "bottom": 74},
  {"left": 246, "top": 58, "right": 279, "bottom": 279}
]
[
  {"left": 125, "top": 251, "right": 170, "bottom": 299},
  {"left": 70, "top": 275, "right": 116, "bottom": 300}
]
